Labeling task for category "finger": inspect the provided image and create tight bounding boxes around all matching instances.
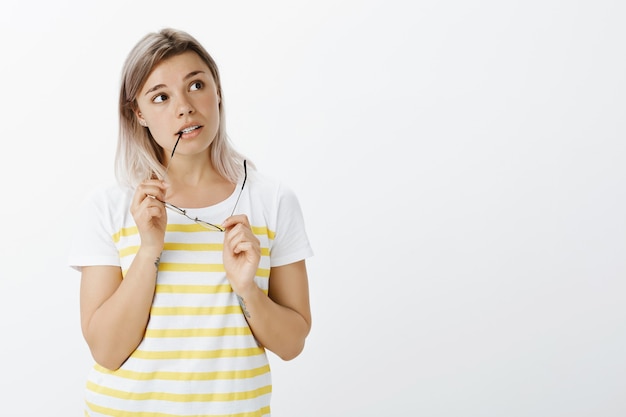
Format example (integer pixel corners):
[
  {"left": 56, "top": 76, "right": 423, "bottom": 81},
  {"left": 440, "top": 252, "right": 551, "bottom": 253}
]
[
  {"left": 135, "top": 196, "right": 166, "bottom": 222},
  {"left": 222, "top": 214, "right": 250, "bottom": 230},
  {"left": 136, "top": 208, "right": 165, "bottom": 225},
  {"left": 224, "top": 229, "right": 260, "bottom": 254},
  {"left": 224, "top": 224, "right": 254, "bottom": 247},
  {"left": 232, "top": 241, "right": 256, "bottom": 255},
  {"left": 145, "top": 181, "right": 169, "bottom": 201},
  {"left": 132, "top": 180, "right": 168, "bottom": 206}
]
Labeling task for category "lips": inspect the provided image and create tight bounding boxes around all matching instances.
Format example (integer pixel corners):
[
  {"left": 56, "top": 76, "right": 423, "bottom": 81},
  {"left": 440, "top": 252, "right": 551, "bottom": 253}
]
[{"left": 176, "top": 124, "right": 202, "bottom": 135}]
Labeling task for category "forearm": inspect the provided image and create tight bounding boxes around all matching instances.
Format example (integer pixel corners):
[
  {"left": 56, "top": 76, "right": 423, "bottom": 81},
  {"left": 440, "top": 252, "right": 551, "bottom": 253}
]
[
  {"left": 84, "top": 249, "right": 160, "bottom": 370},
  {"left": 236, "top": 286, "right": 311, "bottom": 361},
  {"left": 221, "top": 217, "right": 311, "bottom": 360}
]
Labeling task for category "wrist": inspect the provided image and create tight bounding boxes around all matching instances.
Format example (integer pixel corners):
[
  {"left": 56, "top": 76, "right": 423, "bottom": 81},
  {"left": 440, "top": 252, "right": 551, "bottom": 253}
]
[
  {"left": 135, "top": 246, "right": 163, "bottom": 266},
  {"left": 231, "top": 280, "right": 260, "bottom": 300},
  {"left": 232, "top": 283, "right": 261, "bottom": 320}
]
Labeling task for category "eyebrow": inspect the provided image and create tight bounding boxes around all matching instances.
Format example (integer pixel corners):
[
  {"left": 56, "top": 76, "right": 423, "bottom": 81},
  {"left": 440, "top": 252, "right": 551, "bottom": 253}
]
[{"left": 144, "top": 70, "right": 207, "bottom": 96}]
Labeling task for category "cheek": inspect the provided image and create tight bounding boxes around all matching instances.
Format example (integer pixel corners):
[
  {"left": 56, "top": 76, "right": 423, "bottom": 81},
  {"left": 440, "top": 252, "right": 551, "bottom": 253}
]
[
  {"left": 200, "top": 96, "right": 221, "bottom": 122},
  {"left": 203, "top": 93, "right": 220, "bottom": 109},
  {"left": 212, "top": 96, "right": 222, "bottom": 117},
  {"left": 141, "top": 105, "right": 169, "bottom": 127},
  {"left": 144, "top": 116, "right": 174, "bottom": 147},
  {"left": 146, "top": 117, "right": 169, "bottom": 135}
]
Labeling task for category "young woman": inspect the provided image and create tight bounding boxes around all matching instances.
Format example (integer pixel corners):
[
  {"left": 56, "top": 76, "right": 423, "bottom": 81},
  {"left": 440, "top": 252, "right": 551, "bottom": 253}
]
[{"left": 69, "top": 28, "right": 313, "bottom": 416}]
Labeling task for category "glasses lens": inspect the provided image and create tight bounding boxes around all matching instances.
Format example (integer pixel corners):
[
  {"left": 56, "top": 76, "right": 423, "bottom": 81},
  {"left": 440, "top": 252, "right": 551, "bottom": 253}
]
[
  {"left": 195, "top": 219, "right": 225, "bottom": 232},
  {"left": 161, "top": 161, "right": 245, "bottom": 233},
  {"left": 164, "top": 203, "right": 186, "bottom": 216}
]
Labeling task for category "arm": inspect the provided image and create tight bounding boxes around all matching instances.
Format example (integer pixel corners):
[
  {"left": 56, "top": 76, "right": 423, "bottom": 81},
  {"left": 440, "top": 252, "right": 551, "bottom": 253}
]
[
  {"left": 237, "top": 260, "right": 311, "bottom": 360},
  {"left": 222, "top": 215, "right": 312, "bottom": 360},
  {"left": 80, "top": 249, "right": 161, "bottom": 370},
  {"left": 80, "top": 179, "right": 168, "bottom": 370}
]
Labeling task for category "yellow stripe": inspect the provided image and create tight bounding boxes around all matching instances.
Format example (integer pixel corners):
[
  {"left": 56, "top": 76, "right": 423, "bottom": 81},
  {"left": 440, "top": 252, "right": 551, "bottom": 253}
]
[
  {"left": 131, "top": 347, "right": 265, "bottom": 360},
  {"left": 250, "top": 225, "right": 266, "bottom": 235},
  {"left": 159, "top": 263, "right": 225, "bottom": 272},
  {"left": 163, "top": 243, "right": 270, "bottom": 257},
  {"left": 87, "top": 380, "right": 271, "bottom": 402},
  {"left": 166, "top": 223, "right": 222, "bottom": 233},
  {"left": 157, "top": 263, "right": 270, "bottom": 278},
  {"left": 165, "top": 242, "right": 222, "bottom": 251},
  {"left": 119, "top": 245, "right": 139, "bottom": 258},
  {"left": 112, "top": 226, "right": 139, "bottom": 243},
  {"left": 123, "top": 268, "right": 269, "bottom": 281},
  {"left": 114, "top": 224, "right": 220, "bottom": 243},
  {"left": 93, "top": 363, "right": 269, "bottom": 381},
  {"left": 251, "top": 226, "right": 275, "bottom": 241},
  {"left": 144, "top": 326, "right": 252, "bottom": 338},
  {"left": 154, "top": 284, "right": 267, "bottom": 299},
  {"left": 114, "top": 225, "right": 274, "bottom": 241},
  {"left": 121, "top": 245, "right": 269, "bottom": 258},
  {"left": 150, "top": 305, "right": 242, "bottom": 316},
  {"left": 156, "top": 284, "right": 232, "bottom": 294},
  {"left": 86, "top": 401, "right": 270, "bottom": 417}
]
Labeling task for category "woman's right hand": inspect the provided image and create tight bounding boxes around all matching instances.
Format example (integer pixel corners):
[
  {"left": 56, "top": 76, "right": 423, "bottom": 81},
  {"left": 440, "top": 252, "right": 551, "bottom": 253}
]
[{"left": 130, "top": 179, "right": 169, "bottom": 252}]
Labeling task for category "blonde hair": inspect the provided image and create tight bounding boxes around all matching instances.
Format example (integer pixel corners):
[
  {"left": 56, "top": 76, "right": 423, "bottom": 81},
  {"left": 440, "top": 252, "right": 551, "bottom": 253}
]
[{"left": 115, "top": 28, "right": 248, "bottom": 187}]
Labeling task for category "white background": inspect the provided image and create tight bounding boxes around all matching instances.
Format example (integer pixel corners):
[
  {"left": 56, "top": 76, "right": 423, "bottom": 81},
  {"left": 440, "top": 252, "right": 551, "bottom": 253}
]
[{"left": 0, "top": 1, "right": 625, "bottom": 416}]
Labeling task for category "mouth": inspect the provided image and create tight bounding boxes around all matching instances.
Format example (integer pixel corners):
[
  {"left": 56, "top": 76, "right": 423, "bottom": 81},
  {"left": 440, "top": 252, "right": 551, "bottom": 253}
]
[{"left": 176, "top": 125, "right": 202, "bottom": 135}]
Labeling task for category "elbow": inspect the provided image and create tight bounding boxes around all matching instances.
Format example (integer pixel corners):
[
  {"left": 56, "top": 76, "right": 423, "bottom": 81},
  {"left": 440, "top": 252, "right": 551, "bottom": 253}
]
[
  {"left": 90, "top": 346, "right": 127, "bottom": 371},
  {"left": 83, "top": 327, "right": 137, "bottom": 371},
  {"left": 278, "top": 318, "right": 311, "bottom": 361},
  {"left": 95, "top": 358, "right": 124, "bottom": 372},
  {"left": 277, "top": 343, "right": 305, "bottom": 361},
  {"left": 264, "top": 313, "right": 312, "bottom": 361},
  {"left": 275, "top": 332, "right": 308, "bottom": 361}
]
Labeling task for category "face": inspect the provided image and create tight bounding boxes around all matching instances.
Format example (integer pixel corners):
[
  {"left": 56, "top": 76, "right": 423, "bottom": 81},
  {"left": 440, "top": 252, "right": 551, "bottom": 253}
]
[{"left": 134, "top": 51, "right": 220, "bottom": 159}]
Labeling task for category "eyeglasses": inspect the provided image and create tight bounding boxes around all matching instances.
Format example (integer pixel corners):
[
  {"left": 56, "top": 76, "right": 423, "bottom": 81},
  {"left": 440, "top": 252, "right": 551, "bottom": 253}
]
[{"left": 155, "top": 133, "right": 247, "bottom": 232}]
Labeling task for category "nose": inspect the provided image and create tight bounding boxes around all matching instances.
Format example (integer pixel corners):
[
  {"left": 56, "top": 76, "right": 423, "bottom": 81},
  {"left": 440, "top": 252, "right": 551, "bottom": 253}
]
[{"left": 177, "top": 95, "right": 195, "bottom": 117}]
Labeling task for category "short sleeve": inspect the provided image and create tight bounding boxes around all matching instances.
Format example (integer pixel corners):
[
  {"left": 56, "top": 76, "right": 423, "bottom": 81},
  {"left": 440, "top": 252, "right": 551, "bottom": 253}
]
[
  {"left": 68, "top": 187, "right": 123, "bottom": 271},
  {"left": 269, "top": 183, "right": 314, "bottom": 267}
]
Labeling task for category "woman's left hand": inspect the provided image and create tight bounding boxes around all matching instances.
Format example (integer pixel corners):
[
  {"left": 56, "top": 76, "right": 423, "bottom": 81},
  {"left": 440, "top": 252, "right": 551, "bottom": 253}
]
[{"left": 222, "top": 214, "right": 261, "bottom": 294}]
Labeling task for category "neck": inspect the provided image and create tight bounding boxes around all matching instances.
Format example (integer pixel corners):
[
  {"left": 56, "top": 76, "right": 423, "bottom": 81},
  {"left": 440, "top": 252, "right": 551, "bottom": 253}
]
[{"left": 164, "top": 155, "right": 234, "bottom": 208}]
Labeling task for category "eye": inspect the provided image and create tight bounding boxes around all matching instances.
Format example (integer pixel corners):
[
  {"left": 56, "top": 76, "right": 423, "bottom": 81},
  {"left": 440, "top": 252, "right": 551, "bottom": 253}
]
[
  {"left": 152, "top": 93, "right": 168, "bottom": 103},
  {"left": 190, "top": 81, "right": 203, "bottom": 91}
]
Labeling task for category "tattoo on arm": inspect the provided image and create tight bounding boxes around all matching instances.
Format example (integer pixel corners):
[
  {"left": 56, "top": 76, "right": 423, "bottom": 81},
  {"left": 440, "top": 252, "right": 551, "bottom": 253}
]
[
  {"left": 154, "top": 256, "right": 161, "bottom": 270},
  {"left": 237, "top": 294, "right": 251, "bottom": 318}
]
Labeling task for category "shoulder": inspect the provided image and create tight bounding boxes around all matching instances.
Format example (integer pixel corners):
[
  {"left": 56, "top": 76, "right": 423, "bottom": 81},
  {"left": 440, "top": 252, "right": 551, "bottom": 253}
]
[
  {"left": 84, "top": 183, "right": 133, "bottom": 203},
  {"left": 247, "top": 169, "right": 298, "bottom": 203},
  {"left": 246, "top": 168, "right": 308, "bottom": 226},
  {"left": 79, "top": 183, "right": 134, "bottom": 218},
  {"left": 247, "top": 170, "right": 313, "bottom": 265}
]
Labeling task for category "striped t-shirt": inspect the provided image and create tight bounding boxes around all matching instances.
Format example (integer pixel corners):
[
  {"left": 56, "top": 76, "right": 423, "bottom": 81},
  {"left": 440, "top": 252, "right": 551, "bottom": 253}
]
[{"left": 69, "top": 169, "right": 313, "bottom": 417}]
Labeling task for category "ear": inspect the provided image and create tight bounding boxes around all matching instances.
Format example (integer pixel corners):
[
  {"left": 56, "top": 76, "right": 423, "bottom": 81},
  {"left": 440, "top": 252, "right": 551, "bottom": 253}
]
[{"left": 135, "top": 110, "right": 147, "bottom": 127}]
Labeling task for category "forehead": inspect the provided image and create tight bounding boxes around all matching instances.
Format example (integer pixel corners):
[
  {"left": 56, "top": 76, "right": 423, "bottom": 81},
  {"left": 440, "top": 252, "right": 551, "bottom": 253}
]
[{"left": 144, "top": 51, "right": 211, "bottom": 85}]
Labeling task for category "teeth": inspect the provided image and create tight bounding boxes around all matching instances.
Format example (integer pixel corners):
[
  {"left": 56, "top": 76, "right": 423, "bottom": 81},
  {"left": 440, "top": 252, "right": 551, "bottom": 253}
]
[{"left": 181, "top": 126, "right": 200, "bottom": 134}]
